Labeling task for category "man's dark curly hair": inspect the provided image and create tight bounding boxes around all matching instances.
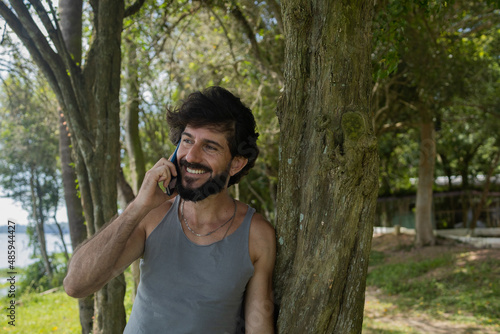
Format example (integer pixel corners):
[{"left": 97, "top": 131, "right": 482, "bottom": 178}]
[{"left": 166, "top": 86, "right": 259, "bottom": 187}]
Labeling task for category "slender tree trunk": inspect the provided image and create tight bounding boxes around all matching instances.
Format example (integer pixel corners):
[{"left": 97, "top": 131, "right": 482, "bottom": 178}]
[
  {"left": 117, "top": 166, "right": 140, "bottom": 300},
  {"left": 30, "top": 170, "right": 53, "bottom": 278},
  {"left": 86, "top": 3, "right": 127, "bottom": 332},
  {"left": 415, "top": 112, "right": 436, "bottom": 247},
  {"left": 470, "top": 150, "right": 500, "bottom": 232},
  {"left": 124, "top": 38, "right": 146, "bottom": 194},
  {"left": 123, "top": 37, "right": 146, "bottom": 298},
  {"left": 275, "top": 1, "right": 378, "bottom": 332},
  {"left": 52, "top": 215, "right": 70, "bottom": 262},
  {"left": 58, "top": 1, "right": 94, "bottom": 332}
]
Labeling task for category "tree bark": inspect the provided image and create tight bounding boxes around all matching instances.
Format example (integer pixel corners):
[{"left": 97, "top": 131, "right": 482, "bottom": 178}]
[
  {"left": 59, "top": 112, "right": 94, "bottom": 334},
  {"left": 117, "top": 166, "right": 140, "bottom": 300},
  {"left": 124, "top": 37, "right": 146, "bottom": 194},
  {"left": 30, "top": 168, "right": 53, "bottom": 279},
  {"left": 275, "top": 1, "right": 378, "bottom": 333},
  {"left": 58, "top": 1, "right": 94, "bottom": 331},
  {"left": 415, "top": 111, "right": 436, "bottom": 247}
]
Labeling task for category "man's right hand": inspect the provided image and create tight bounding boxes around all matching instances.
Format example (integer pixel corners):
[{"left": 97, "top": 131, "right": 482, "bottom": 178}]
[{"left": 134, "top": 158, "right": 178, "bottom": 211}]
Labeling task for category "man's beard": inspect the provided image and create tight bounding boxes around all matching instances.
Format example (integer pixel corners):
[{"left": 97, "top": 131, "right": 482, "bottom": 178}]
[{"left": 176, "top": 159, "right": 231, "bottom": 202}]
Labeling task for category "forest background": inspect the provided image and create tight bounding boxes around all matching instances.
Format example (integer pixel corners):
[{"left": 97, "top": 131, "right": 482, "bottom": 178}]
[{"left": 0, "top": 0, "right": 499, "bottom": 333}]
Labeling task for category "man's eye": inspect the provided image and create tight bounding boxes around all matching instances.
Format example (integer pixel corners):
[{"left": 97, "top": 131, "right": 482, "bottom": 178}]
[{"left": 206, "top": 145, "right": 217, "bottom": 151}]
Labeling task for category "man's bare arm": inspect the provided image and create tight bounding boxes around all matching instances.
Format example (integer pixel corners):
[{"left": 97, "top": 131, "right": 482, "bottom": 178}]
[
  {"left": 63, "top": 158, "right": 176, "bottom": 298},
  {"left": 63, "top": 202, "right": 149, "bottom": 298},
  {"left": 245, "top": 215, "right": 276, "bottom": 333}
]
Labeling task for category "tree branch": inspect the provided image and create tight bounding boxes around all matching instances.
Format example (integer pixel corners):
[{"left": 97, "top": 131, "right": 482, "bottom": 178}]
[
  {"left": 0, "top": 1, "right": 62, "bottom": 99},
  {"left": 124, "top": 0, "right": 146, "bottom": 18},
  {"left": 206, "top": 5, "right": 241, "bottom": 75}
]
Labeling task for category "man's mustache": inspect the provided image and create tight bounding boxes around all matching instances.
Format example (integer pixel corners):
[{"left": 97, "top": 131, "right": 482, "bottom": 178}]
[{"left": 179, "top": 159, "right": 213, "bottom": 173}]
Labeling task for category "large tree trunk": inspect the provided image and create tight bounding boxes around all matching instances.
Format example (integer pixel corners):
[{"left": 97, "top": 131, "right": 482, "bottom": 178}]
[
  {"left": 415, "top": 111, "right": 436, "bottom": 247},
  {"left": 58, "top": 1, "right": 94, "bottom": 332},
  {"left": 275, "top": 1, "right": 378, "bottom": 333}
]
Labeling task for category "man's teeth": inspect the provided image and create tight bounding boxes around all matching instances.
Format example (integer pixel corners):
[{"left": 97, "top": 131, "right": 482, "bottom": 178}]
[{"left": 187, "top": 167, "right": 206, "bottom": 174}]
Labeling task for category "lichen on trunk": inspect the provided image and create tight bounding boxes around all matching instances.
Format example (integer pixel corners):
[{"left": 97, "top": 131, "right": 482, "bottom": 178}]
[{"left": 275, "top": 1, "right": 378, "bottom": 333}]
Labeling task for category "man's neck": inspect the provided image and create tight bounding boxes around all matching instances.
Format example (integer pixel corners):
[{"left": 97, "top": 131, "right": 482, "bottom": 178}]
[{"left": 180, "top": 190, "right": 235, "bottom": 225}]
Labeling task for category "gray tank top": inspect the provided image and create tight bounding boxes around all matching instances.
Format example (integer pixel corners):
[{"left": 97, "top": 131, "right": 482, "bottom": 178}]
[{"left": 124, "top": 196, "right": 255, "bottom": 334}]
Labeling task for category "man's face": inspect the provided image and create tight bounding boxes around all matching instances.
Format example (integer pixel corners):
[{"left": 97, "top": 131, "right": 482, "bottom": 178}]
[{"left": 175, "top": 126, "right": 234, "bottom": 202}]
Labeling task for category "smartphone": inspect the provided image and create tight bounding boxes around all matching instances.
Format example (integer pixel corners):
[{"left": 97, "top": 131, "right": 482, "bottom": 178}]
[{"left": 164, "top": 142, "right": 180, "bottom": 196}]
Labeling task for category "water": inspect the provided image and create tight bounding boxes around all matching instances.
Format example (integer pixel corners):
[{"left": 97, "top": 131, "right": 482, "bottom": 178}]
[
  {"left": 0, "top": 233, "right": 72, "bottom": 297},
  {"left": 0, "top": 232, "right": 72, "bottom": 269}
]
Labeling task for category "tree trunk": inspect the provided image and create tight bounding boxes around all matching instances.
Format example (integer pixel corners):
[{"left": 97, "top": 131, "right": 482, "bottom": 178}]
[
  {"left": 275, "top": 1, "right": 378, "bottom": 333},
  {"left": 415, "top": 112, "right": 436, "bottom": 247},
  {"left": 29, "top": 169, "right": 53, "bottom": 278},
  {"left": 59, "top": 111, "right": 94, "bottom": 334},
  {"left": 84, "top": 2, "right": 127, "bottom": 330},
  {"left": 58, "top": 1, "right": 94, "bottom": 332},
  {"left": 470, "top": 150, "right": 500, "bottom": 232},
  {"left": 123, "top": 37, "right": 146, "bottom": 298},
  {"left": 124, "top": 37, "right": 146, "bottom": 194},
  {"left": 117, "top": 166, "right": 140, "bottom": 300}
]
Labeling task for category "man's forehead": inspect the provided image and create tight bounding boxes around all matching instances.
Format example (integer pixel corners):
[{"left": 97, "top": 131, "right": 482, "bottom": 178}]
[{"left": 182, "top": 125, "right": 230, "bottom": 147}]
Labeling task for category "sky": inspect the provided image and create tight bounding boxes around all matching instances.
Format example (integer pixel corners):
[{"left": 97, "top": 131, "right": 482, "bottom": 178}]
[
  {"left": 0, "top": 196, "right": 29, "bottom": 226},
  {"left": 0, "top": 193, "right": 67, "bottom": 226}
]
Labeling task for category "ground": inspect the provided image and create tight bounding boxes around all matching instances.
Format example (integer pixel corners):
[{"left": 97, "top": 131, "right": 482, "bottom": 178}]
[{"left": 363, "top": 232, "right": 500, "bottom": 334}]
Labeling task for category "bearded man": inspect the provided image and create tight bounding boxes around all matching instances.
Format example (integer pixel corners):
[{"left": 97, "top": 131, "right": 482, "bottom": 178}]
[{"left": 64, "top": 86, "right": 276, "bottom": 333}]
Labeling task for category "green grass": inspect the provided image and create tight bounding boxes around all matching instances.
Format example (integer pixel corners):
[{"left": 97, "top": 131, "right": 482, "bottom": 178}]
[
  {"left": 1, "top": 289, "right": 80, "bottom": 333},
  {"left": 0, "top": 267, "right": 136, "bottom": 333},
  {"left": 3, "top": 251, "right": 499, "bottom": 333},
  {"left": 365, "top": 250, "right": 500, "bottom": 328}
]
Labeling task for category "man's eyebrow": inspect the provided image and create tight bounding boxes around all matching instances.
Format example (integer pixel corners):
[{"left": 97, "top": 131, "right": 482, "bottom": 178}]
[{"left": 181, "top": 131, "right": 225, "bottom": 149}]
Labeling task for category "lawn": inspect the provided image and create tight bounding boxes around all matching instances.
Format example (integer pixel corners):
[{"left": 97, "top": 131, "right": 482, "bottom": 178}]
[
  {"left": 363, "top": 233, "right": 500, "bottom": 333},
  {"left": 2, "top": 234, "right": 498, "bottom": 333}
]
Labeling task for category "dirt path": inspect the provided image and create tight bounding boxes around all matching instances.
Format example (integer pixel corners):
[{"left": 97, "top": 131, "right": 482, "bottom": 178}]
[{"left": 363, "top": 233, "right": 500, "bottom": 334}]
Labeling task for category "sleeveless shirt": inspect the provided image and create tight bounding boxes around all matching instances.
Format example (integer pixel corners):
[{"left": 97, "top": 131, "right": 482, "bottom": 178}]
[{"left": 124, "top": 196, "right": 255, "bottom": 334}]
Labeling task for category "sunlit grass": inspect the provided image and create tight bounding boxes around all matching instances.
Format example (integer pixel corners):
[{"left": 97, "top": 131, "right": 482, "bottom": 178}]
[
  {"left": 364, "top": 247, "right": 500, "bottom": 332},
  {"left": 0, "top": 267, "right": 136, "bottom": 333},
  {"left": 1, "top": 289, "right": 80, "bottom": 333}
]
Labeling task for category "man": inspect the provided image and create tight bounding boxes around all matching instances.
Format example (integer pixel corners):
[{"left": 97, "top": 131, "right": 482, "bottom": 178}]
[{"left": 64, "top": 86, "right": 276, "bottom": 333}]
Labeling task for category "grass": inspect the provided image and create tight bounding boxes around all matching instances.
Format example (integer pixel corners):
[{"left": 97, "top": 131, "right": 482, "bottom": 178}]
[
  {"left": 363, "top": 239, "right": 500, "bottom": 333},
  {"left": 1, "top": 289, "right": 80, "bottom": 333},
  {"left": 0, "top": 268, "right": 136, "bottom": 333},
  {"left": 367, "top": 253, "right": 499, "bottom": 324},
  {"left": 2, "top": 243, "right": 499, "bottom": 333}
]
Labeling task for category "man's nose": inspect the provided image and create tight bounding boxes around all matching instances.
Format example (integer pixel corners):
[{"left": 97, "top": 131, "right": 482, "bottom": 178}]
[{"left": 184, "top": 144, "right": 203, "bottom": 163}]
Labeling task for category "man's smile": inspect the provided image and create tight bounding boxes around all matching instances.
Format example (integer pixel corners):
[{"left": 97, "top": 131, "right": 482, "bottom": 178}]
[
  {"left": 186, "top": 166, "right": 208, "bottom": 175},
  {"left": 180, "top": 159, "right": 212, "bottom": 177}
]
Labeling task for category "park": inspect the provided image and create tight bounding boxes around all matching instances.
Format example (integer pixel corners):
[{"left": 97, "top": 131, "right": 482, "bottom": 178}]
[{"left": 0, "top": 0, "right": 499, "bottom": 333}]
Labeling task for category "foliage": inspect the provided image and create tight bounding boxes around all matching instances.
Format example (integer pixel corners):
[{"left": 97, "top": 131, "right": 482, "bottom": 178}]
[
  {"left": 373, "top": 0, "right": 500, "bottom": 196},
  {"left": 17, "top": 254, "right": 67, "bottom": 295},
  {"left": 0, "top": 66, "right": 61, "bottom": 271},
  {"left": 117, "top": 0, "right": 283, "bottom": 222}
]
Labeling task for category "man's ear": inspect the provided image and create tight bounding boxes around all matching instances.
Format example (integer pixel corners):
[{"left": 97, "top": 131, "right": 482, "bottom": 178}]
[{"left": 229, "top": 156, "right": 248, "bottom": 176}]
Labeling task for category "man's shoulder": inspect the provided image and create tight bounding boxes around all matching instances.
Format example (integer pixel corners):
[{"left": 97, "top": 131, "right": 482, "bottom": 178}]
[
  {"left": 249, "top": 211, "right": 276, "bottom": 250},
  {"left": 141, "top": 197, "right": 177, "bottom": 237},
  {"left": 250, "top": 211, "right": 275, "bottom": 236},
  {"left": 247, "top": 209, "right": 276, "bottom": 267}
]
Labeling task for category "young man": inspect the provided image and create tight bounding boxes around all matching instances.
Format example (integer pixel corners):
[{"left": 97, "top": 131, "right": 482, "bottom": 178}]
[{"left": 64, "top": 86, "right": 276, "bottom": 333}]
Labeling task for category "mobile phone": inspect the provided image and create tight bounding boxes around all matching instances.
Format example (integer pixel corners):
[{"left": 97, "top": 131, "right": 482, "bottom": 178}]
[{"left": 164, "top": 142, "right": 180, "bottom": 196}]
